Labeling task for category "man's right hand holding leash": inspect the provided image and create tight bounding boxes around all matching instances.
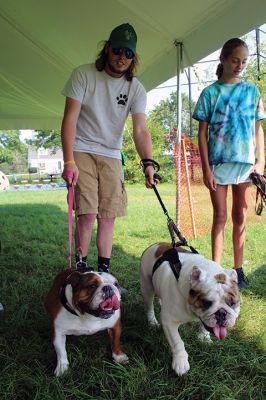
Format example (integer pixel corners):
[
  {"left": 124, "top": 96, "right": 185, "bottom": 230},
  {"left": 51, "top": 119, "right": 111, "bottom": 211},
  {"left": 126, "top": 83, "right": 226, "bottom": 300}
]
[
  {"left": 141, "top": 159, "right": 161, "bottom": 188},
  {"left": 62, "top": 160, "right": 79, "bottom": 186}
]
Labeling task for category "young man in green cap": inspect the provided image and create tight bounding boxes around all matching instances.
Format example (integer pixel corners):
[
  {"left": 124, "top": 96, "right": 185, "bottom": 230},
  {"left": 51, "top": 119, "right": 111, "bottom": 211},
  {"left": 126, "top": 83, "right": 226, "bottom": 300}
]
[{"left": 61, "top": 23, "right": 155, "bottom": 273}]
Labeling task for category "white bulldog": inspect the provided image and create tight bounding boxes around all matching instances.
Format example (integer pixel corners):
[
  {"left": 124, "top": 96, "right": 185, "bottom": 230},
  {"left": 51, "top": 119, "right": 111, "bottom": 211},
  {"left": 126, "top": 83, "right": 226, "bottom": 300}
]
[
  {"left": 140, "top": 243, "right": 240, "bottom": 376},
  {"left": 45, "top": 269, "right": 128, "bottom": 376}
]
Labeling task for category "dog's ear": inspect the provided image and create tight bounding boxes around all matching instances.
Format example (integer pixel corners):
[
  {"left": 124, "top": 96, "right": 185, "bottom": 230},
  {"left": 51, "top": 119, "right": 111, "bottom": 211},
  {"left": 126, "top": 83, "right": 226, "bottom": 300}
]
[
  {"left": 226, "top": 269, "right": 238, "bottom": 284},
  {"left": 214, "top": 273, "right": 227, "bottom": 284},
  {"left": 118, "top": 285, "right": 128, "bottom": 295},
  {"left": 190, "top": 266, "right": 206, "bottom": 285},
  {"left": 66, "top": 271, "right": 82, "bottom": 289}
]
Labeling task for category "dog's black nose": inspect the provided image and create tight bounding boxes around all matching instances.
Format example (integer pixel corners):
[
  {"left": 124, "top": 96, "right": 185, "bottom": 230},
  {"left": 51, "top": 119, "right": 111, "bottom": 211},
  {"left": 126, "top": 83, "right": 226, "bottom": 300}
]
[
  {"left": 215, "top": 309, "right": 227, "bottom": 326},
  {"left": 102, "top": 285, "right": 115, "bottom": 298}
]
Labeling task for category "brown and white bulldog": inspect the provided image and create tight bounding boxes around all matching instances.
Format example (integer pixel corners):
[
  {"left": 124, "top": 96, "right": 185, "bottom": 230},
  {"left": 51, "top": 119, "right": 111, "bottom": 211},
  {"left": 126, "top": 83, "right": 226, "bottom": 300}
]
[
  {"left": 140, "top": 243, "right": 240, "bottom": 376},
  {"left": 45, "top": 269, "right": 128, "bottom": 376}
]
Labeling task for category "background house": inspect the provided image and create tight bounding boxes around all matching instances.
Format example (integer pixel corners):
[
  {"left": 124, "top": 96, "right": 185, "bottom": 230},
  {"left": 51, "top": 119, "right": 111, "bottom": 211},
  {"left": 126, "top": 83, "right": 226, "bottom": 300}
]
[{"left": 28, "top": 148, "right": 63, "bottom": 174}]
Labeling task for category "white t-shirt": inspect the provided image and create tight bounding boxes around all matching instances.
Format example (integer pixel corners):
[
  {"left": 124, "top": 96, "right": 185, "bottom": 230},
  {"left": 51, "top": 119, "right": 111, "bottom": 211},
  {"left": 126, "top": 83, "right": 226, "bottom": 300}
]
[{"left": 62, "top": 63, "right": 147, "bottom": 159}]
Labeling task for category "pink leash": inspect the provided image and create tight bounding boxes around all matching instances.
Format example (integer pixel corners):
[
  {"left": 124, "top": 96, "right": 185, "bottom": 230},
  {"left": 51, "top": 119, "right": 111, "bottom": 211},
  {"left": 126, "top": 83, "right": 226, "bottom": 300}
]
[{"left": 64, "top": 171, "right": 82, "bottom": 269}]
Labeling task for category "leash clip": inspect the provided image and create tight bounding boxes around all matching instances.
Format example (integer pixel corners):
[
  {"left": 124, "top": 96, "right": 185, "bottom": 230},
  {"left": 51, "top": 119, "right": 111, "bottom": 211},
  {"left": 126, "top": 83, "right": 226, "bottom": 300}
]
[
  {"left": 151, "top": 182, "right": 199, "bottom": 254},
  {"left": 75, "top": 250, "right": 83, "bottom": 269},
  {"left": 167, "top": 219, "right": 188, "bottom": 247}
]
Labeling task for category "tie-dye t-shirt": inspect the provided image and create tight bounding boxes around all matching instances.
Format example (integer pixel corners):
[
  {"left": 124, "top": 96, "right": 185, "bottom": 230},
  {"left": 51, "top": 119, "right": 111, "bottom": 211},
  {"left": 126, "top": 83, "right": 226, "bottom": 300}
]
[{"left": 193, "top": 81, "right": 266, "bottom": 165}]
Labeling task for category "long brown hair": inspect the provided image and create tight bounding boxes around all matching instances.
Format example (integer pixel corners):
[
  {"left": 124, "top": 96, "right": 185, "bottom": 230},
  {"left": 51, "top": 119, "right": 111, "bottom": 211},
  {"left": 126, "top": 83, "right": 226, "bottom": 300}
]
[
  {"left": 216, "top": 38, "right": 249, "bottom": 79},
  {"left": 95, "top": 41, "right": 139, "bottom": 81}
]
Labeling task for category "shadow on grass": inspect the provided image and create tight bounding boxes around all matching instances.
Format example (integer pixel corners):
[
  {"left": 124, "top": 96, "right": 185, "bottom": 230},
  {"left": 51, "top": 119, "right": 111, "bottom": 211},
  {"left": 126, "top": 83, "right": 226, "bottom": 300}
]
[{"left": 246, "top": 263, "right": 266, "bottom": 299}]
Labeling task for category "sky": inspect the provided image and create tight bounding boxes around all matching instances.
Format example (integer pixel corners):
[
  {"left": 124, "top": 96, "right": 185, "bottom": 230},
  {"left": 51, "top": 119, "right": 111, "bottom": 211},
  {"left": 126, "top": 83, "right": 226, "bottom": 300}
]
[{"left": 20, "top": 24, "right": 266, "bottom": 141}]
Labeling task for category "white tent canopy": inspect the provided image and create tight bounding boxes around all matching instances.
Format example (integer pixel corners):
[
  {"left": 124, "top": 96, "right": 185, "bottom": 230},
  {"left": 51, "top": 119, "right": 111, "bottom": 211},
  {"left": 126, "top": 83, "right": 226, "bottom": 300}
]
[{"left": 1, "top": 0, "right": 266, "bottom": 130}]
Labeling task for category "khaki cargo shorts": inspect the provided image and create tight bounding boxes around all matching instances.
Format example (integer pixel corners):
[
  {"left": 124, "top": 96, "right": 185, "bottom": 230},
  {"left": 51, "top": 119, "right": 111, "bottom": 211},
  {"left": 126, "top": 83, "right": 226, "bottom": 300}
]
[{"left": 74, "top": 152, "right": 127, "bottom": 218}]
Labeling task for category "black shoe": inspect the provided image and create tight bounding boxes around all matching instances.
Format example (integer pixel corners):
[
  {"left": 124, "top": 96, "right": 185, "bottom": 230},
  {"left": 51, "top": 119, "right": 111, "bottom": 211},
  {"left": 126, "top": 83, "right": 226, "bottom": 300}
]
[
  {"left": 98, "top": 257, "right": 110, "bottom": 273},
  {"left": 236, "top": 268, "right": 249, "bottom": 289}
]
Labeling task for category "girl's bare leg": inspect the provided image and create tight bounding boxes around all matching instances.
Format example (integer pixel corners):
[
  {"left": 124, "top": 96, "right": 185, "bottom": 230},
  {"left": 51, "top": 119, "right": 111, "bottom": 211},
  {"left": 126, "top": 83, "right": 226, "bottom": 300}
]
[
  {"left": 231, "top": 183, "right": 251, "bottom": 268},
  {"left": 210, "top": 185, "right": 228, "bottom": 264}
]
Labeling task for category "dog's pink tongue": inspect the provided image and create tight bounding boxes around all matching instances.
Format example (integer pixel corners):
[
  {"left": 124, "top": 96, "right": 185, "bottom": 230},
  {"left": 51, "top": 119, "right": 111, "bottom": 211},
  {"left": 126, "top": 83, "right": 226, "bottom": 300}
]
[
  {"left": 99, "top": 295, "right": 120, "bottom": 311},
  {"left": 213, "top": 326, "right": 227, "bottom": 340}
]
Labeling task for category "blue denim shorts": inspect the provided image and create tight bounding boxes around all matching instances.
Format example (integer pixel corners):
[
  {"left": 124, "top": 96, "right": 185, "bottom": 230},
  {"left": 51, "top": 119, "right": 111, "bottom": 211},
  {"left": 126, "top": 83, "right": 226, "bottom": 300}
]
[{"left": 211, "top": 162, "right": 252, "bottom": 185}]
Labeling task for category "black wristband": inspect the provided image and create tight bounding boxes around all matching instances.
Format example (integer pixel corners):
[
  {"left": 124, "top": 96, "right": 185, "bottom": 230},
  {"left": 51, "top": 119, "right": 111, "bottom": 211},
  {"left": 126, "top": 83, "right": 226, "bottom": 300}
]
[{"left": 140, "top": 159, "right": 160, "bottom": 172}]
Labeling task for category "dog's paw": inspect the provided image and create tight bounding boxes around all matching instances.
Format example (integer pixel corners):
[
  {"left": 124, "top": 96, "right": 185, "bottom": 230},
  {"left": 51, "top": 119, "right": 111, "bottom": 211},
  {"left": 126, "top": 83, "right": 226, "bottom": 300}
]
[
  {"left": 112, "top": 352, "right": 129, "bottom": 364},
  {"left": 172, "top": 353, "right": 190, "bottom": 376},
  {"left": 148, "top": 317, "right": 160, "bottom": 328},
  {"left": 54, "top": 361, "right": 69, "bottom": 377},
  {"left": 197, "top": 330, "right": 212, "bottom": 344}
]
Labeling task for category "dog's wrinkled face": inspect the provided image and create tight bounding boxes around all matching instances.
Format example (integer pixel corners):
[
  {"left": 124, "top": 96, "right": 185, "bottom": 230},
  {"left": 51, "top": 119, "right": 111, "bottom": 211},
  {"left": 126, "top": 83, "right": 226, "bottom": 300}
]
[
  {"left": 66, "top": 271, "right": 121, "bottom": 318},
  {"left": 188, "top": 267, "right": 240, "bottom": 340}
]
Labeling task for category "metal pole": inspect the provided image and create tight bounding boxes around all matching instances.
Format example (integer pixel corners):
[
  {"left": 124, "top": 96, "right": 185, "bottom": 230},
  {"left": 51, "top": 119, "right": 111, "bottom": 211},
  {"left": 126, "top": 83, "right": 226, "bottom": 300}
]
[
  {"left": 174, "top": 41, "right": 183, "bottom": 228},
  {"left": 187, "top": 67, "right": 193, "bottom": 137},
  {"left": 256, "top": 28, "right": 260, "bottom": 81},
  {"left": 182, "top": 138, "right": 197, "bottom": 238}
]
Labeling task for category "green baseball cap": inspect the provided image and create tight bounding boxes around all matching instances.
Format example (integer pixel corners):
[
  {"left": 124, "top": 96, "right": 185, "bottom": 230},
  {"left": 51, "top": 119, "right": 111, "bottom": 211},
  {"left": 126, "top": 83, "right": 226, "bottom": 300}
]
[{"left": 109, "top": 23, "right": 137, "bottom": 55}]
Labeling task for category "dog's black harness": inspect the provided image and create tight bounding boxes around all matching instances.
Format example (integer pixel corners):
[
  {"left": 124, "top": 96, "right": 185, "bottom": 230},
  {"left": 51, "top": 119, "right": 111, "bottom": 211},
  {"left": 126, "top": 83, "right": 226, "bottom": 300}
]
[
  {"left": 152, "top": 248, "right": 183, "bottom": 280},
  {"left": 152, "top": 246, "right": 198, "bottom": 280}
]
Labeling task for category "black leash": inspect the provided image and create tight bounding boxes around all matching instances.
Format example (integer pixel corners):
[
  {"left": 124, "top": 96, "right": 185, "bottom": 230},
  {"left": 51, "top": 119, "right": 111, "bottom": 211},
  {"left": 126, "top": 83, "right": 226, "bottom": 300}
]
[
  {"left": 140, "top": 159, "right": 198, "bottom": 254},
  {"left": 250, "top": 172, "right": 266, "bottom": 215},
  {"left": 152, "top": 184, "right": 198, "bottom": 253}
]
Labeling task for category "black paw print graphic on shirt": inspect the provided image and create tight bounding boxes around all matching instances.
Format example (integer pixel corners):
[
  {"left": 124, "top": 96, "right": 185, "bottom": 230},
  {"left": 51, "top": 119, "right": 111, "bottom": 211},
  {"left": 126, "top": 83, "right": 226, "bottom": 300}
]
[{"left": 116, "top": 94, "right": 128, "bottom": 106}]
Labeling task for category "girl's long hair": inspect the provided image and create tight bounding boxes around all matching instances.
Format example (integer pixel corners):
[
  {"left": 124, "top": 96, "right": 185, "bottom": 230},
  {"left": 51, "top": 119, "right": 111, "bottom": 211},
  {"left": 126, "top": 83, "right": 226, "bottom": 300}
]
[
  {"left": 95, "top": 41, "right": 139, "bottom": 81},
  {"left": 216, "top": 38, "right": 248, "bottom": 79}
]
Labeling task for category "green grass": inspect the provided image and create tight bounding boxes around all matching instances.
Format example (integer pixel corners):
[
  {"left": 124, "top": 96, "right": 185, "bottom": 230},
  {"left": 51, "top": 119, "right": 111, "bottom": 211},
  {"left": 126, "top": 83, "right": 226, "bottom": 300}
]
[{"left": 0, "top": 184, "right": 265, "bottom": 400}]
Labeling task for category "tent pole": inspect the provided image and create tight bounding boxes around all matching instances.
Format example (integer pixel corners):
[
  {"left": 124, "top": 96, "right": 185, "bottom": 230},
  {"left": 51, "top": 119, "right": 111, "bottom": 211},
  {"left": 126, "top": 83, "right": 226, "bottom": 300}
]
[
  {"left": 255, "top": 28, "right": 261, "bottom": 81},
  {"left": 185, "top": 67, "right": 193, "bottom": 137},
  {"left": 188, "top": 67, "right": 193, "bottom": 137},
  {"left": 174, "top": 41, "right": 183, "bottom": 228}
]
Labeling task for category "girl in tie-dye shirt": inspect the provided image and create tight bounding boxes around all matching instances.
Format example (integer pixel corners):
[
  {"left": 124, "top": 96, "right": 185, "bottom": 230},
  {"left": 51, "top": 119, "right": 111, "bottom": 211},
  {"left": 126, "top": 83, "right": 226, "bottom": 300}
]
[{"left": 193, "top": 38, "right": 265, "bottom": 290}]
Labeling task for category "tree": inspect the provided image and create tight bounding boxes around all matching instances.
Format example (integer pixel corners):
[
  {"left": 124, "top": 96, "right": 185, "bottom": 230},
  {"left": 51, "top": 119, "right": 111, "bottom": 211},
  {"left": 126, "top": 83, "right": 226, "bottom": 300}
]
[
  {"left": 148, "top": 92, "right": 198, "bottom": 138},
  {"left": 26, "top": 130, "right": 61, "bottom": 153},
  {"left": 0, "top": 130, "right": 27, "bottom": 173},
  {"left": 122, "top": 116, "right": 174, "bottom": 183}
]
